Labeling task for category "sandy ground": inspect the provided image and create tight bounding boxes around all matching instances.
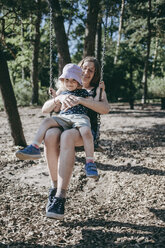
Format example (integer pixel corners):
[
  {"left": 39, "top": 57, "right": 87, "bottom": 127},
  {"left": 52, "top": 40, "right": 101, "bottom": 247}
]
[{"left": 0, "top": 103, "right": 165, "bottom": 248}]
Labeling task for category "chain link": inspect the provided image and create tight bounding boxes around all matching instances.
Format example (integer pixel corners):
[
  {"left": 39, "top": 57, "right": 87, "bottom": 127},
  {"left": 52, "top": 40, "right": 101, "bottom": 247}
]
[
  {"left": 100, "top": 11, "right": 108, "bottom": 82},
  {"left": 49, "top": 5, "right": 53, "bottom": 88},
  {"left": 97, "top": 9, "right": 109, "bottom": 146}
]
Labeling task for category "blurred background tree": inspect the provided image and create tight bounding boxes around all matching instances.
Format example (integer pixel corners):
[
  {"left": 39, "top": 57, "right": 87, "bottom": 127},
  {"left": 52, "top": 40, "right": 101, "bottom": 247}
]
[{"left": 0, "top": 0, "right": 165, "bottom": 109}]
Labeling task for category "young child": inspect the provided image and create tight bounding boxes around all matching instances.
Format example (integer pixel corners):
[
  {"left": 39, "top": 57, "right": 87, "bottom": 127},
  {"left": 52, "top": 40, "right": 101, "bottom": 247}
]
[{"left": 15, "top": 63, "right": 98, "bottom": 178}]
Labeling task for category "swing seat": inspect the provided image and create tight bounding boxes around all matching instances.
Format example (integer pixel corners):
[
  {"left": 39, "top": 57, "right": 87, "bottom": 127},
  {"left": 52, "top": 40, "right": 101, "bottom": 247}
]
[{"left": 75, "top": 143, "right": 104, "bottom": 153}]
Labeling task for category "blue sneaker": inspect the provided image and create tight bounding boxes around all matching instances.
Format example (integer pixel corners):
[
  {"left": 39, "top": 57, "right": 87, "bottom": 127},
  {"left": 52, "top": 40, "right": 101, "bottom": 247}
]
[
  {"left": 46, "top": 197, "right": 66, "bottom": 219},
  {"left": 85, "top": 162, "right": 99, "bottom": 179},
  {"left": 46, "top": 188, "right": 57, "bottom": 212},
  {"left": 15, "top": 144, "right": 41, "bottom": 160}
]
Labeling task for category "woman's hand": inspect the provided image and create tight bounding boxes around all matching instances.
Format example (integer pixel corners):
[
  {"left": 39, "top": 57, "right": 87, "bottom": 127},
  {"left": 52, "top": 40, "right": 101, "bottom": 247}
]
[
  {"left": 61, "top": 95, "right": 80, "bottom": 111},
  {"left": 96, "top": 81, "right": 105, "bottom": 101},
  {"left": 99, "top": 81, "right": 105, "bottom": 91}
]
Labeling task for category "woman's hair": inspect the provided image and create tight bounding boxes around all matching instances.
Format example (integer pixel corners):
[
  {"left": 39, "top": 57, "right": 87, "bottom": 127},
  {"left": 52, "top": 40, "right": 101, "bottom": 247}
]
[{"left": 78, "top": 56, "right": 101, "bottom": 87}]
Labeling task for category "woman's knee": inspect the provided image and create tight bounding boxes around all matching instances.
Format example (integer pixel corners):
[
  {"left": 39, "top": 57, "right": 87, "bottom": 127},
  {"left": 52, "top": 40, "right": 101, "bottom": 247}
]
[
  {"left": 44, "top": 128, "right": 61, "bottom": 146},
  {"left": 60, "top": 129, "right": 81, "bottom": 147}
]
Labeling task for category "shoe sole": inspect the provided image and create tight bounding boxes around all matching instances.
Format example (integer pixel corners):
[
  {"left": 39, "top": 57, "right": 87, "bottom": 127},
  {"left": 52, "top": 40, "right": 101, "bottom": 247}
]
[
  {"left": 46, "top": 212, "right": 64, "bottom": 220},
  {"left": 84, "top": 169, "right": 99, "bottom": 179},
  {"left": 86, "top": 174, "right": 99, "bottom": 179},
  {"left": 15, "top": 152, "right": 41, "bottom": 160}
]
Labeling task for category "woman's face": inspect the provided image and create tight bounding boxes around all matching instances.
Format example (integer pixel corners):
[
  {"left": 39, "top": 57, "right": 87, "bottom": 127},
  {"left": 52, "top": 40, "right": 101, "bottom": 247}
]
[{"left": 82, "top": 61, "right": 95, "bottom": 87}]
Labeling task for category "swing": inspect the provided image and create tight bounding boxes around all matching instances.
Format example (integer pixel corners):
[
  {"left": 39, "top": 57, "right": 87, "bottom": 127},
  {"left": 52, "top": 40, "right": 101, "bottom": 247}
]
[
  {"left": 49, "top": 5, "right": 53, "bottom": 90},
  {"left": 93, "top": 7, "right": 109, "bottom": 152},
  {"left": 48, "top": 5, "right": 109, "bottom": 152}
]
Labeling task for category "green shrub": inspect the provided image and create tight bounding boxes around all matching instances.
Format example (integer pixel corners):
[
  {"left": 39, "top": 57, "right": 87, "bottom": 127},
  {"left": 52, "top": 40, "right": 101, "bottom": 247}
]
[
  {"left": 148, "top": 77, "right": 165, "bottom": 98},
  {"left": 14, "top": 80, "right": 49, "bottom": 106}
]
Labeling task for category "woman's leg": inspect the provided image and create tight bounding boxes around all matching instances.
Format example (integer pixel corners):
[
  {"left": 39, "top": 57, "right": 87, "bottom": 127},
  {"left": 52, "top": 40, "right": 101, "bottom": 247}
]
[
  {"left": 56, "top": 128, "right": 83, "bottom": 195},
  {"left": 46, "top": 128, "right": 83, "bottom": 219},
  {"left": 44, "top": 127, "right": 62, "bottom": 213},
  {"left": 44, "top": 127, "right": 62, "bottom": 184}
]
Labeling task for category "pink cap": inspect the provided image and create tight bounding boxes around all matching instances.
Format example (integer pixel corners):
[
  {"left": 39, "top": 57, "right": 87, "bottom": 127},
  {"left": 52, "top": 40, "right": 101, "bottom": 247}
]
[{"left": 59, "top": 63, "right": 82, "bottom": 85}]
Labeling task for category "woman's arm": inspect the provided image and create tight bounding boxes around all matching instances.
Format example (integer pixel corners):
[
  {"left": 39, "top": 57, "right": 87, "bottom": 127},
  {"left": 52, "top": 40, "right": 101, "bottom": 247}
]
[
  {"left": 49, "top": 88, "right": 109, "bottom": 114},
  {"left": 78, "top": 91, "right": 109, "bottom": 114},
  {"left": 58, "top": 91, "right": 109, "bottom": 114},
  {"left": 81, "top": 82, "right": 109, "bottom": 114}
]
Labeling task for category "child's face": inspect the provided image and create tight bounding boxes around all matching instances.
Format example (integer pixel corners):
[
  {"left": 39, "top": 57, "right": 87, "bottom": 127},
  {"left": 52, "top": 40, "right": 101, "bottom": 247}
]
[{"left": 63, "top": 78, "right": 79, "bottom": 91}]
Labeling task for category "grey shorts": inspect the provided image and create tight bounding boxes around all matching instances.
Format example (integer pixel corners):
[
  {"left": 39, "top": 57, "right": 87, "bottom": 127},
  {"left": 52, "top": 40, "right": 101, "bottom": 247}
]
[{"left": 52, "top": 114, "right": 91, "bottom": 130}]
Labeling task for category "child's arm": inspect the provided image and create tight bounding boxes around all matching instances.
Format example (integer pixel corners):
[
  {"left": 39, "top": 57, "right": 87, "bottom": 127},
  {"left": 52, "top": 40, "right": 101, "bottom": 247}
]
[
  {"left": 49, "top": 87, "right": 57, "bottom": 98},
  {"left": 49, "top": 87, "right": 64, "bottom": 97},
  {"left": 42, "top": 97, "right": 62, "bottom": 114},
  {"left": 48, "top": 87, "right": 65, "bottom": 112}
]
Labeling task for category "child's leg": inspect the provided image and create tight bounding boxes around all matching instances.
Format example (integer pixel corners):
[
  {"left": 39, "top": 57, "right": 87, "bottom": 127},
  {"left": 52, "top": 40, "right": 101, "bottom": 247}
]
[
  {"left": 15, "top": 118, "right": 61, "bottom": 160},
  {"left": 79, "top": 126, "right": 94, "bottom": 163},
  {"left": 32, "top": 117, "right": 60, "bottom": 147},
  {"left": 79, "top": 126, "right": 98, "bottom": 178}
]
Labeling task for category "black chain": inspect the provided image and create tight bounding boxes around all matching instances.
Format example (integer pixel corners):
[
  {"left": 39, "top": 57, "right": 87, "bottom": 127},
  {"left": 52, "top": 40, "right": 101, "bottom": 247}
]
[
  {"left": 49, "top": 5, "right": 53, "bottom": 88},
  {"left": 97, "top": 7, "right": 109, "bottom": 145}
]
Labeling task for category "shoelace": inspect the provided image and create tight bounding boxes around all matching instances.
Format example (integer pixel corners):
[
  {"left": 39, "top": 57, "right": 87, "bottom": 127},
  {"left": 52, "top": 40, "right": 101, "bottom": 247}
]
[{"left": 53, "top": 198, "right": 64, "bottom": 208}]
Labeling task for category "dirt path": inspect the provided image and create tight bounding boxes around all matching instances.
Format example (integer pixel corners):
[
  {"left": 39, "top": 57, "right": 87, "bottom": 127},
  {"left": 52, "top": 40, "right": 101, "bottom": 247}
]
[{"left": 0, "top": 104, "right": 165, "bottom": 247}]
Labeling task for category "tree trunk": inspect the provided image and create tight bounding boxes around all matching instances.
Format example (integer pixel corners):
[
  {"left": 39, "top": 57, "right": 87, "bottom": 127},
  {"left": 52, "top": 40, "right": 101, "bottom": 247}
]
[
  {"left": 141, "top": 0, "right": 152, "bottom": 105},
  {"left": 0, "top": 46, "right": 27, "bottom": 146},
  {"left": 83, "top": 0, "right": 100, "bottom": 58},
  {"left": 114, "top": 0, "right": 125, "bottom": 64},
  {"left": 161, "top": 97, "right": 165, "bottom": 110},
  {"left": 48, "top": 0, "right": 71, "bottom": 75},
  {"left": 129, "top": 62, "right": 134, "bottom": 110},
  {"left": 31, "top": 0, "right": 42, "bottom": 104},
  {"left": 21, "top": 20, "right": 25, "bottom": 83},
  {"left": 151, "top": 37, "right": 158, "bottom": 79}
]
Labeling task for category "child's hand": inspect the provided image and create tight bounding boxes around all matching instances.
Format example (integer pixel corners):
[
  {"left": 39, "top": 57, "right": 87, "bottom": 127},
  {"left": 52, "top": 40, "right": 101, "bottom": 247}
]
[{"left": 49, "top": 87, "right": 57, "bottom": 97}]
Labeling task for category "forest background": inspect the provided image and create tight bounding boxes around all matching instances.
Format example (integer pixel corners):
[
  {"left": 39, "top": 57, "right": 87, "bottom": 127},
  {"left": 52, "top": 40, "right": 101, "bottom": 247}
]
[
  {"left": 0, "top": 0, "right": 165, "bottom": 146},
  {"left": 0, "top": 2, "right": 165, "bottom": 246}
]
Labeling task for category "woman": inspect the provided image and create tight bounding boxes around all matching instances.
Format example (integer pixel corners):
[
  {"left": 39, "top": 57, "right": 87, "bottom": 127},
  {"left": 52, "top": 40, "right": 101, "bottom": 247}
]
[{"left": 43, "top": 57, "right": 109, "bottom": 219}]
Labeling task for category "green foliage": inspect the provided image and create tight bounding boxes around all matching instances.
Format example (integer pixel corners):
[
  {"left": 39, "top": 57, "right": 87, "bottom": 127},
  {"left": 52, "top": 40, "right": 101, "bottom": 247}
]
[
  {"left": 1, "top": 0, "right": 165, "bottom": 107},
  {"left": 148, "top": 77, "right": 165, "bottom": 98},
  {"left": 13, "top": 80, "right": 49, "bottom": 106},
  {"left": 14, "top": 80, "right": 32, "bottom": 106}
]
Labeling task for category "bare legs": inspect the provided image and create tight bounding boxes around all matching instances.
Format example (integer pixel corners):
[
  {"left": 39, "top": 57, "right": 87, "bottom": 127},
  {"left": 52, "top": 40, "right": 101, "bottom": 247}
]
[
  {"left": 44, "top": 128, "right": 61, "bottom": 184},
  {"left": 79, "top": 126, "right": 94, "bottom": 158},
  {"left": 33, "top": 117, "right": 60, "bottom": 146},
  {"left": 44, "top": 128, "right": 94, "bottom": 219},
  {"left": 44, "top": 128, "right": 83, "bottom": 193}
]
